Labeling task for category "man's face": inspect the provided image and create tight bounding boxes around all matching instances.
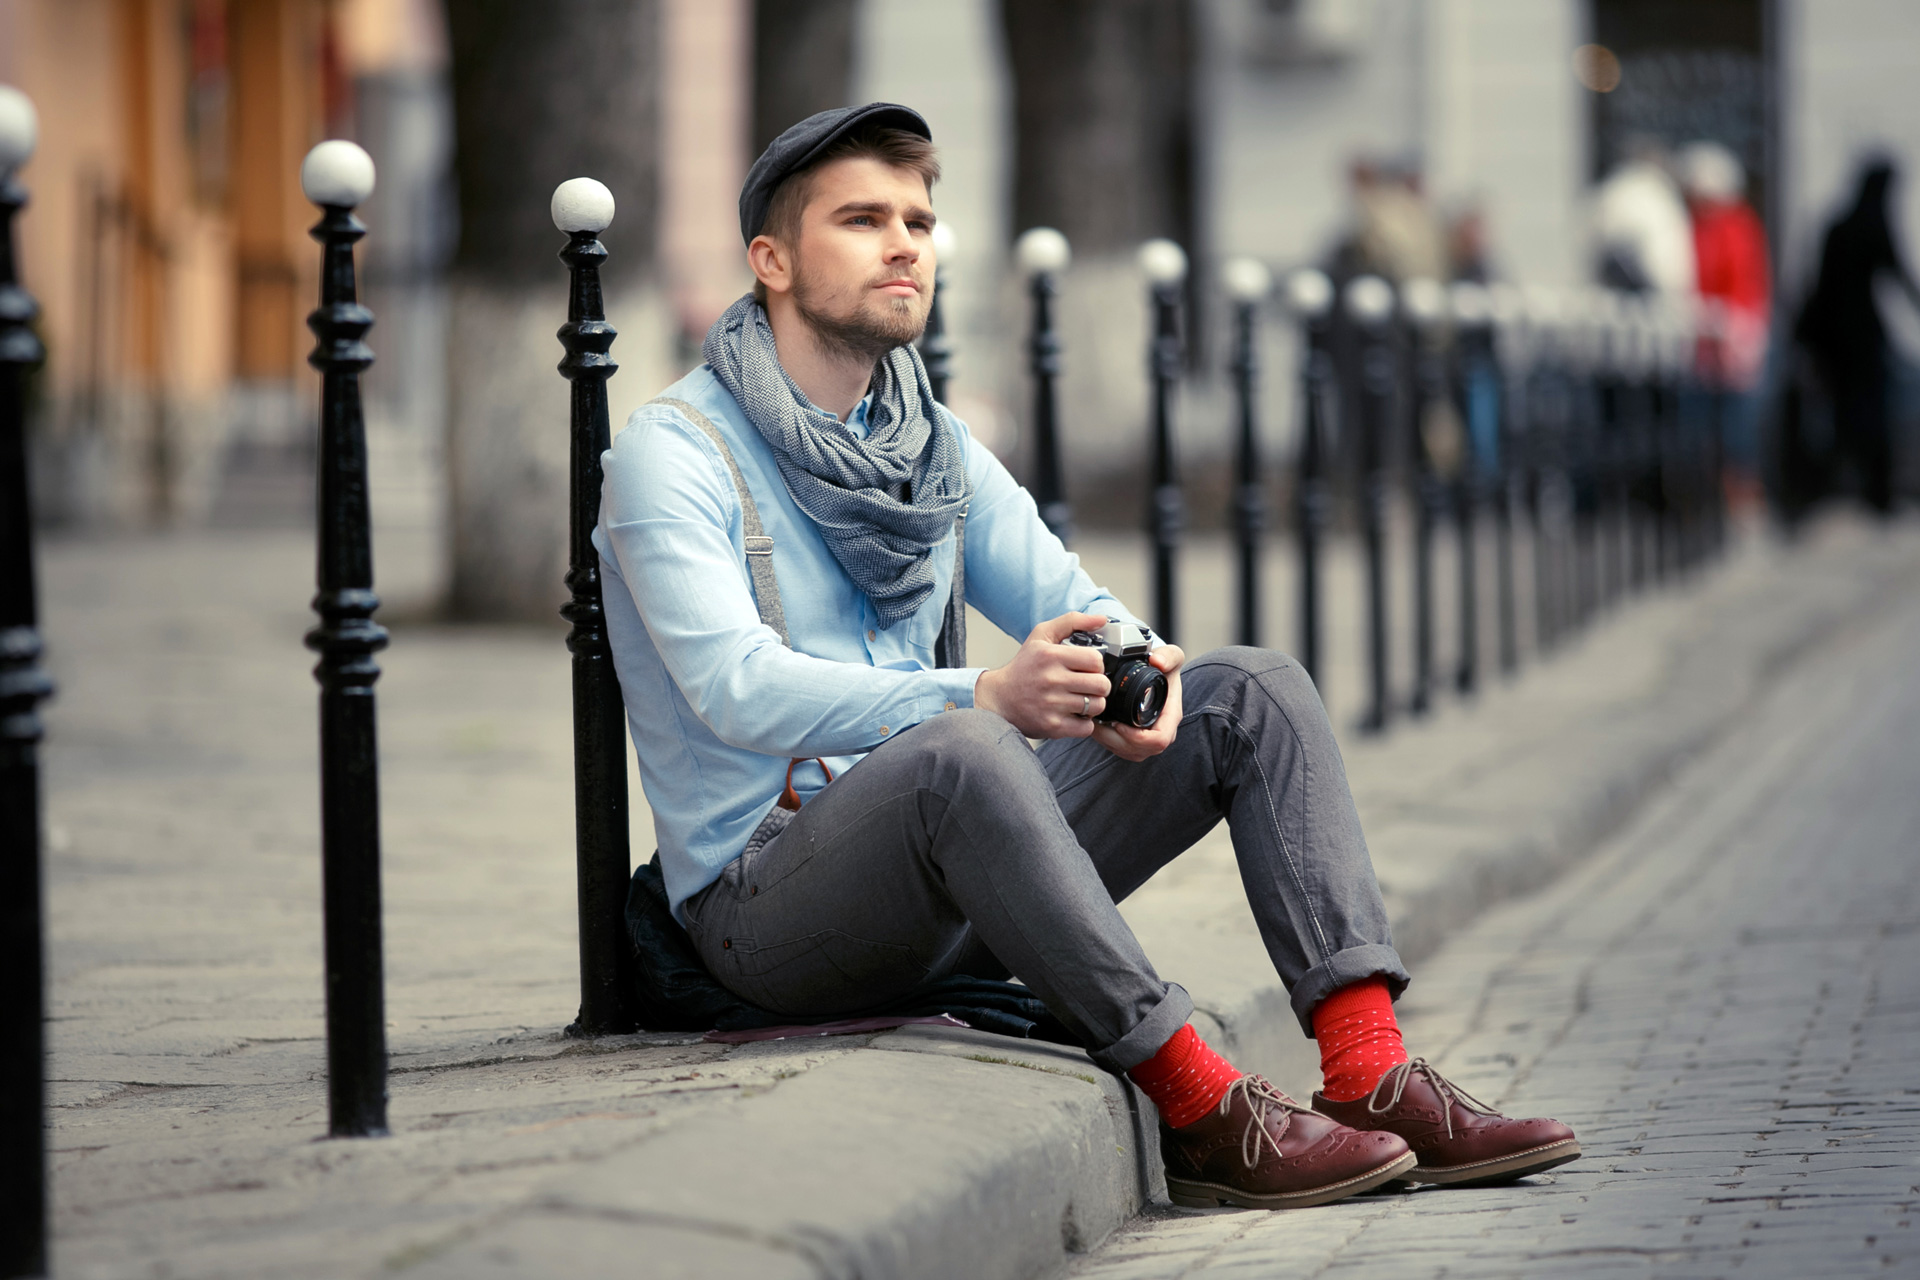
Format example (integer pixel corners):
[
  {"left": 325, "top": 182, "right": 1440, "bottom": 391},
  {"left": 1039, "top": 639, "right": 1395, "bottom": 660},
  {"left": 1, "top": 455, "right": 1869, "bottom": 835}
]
[{"left": 785, "top": 156, "right": 936, "bottom": 361}]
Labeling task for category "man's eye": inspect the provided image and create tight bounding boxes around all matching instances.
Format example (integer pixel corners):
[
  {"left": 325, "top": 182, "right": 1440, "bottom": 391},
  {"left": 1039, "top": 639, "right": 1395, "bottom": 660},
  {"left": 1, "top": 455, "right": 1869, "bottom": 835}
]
[{"left": 848, "top": 215, "right": 873, "bottom": 226}]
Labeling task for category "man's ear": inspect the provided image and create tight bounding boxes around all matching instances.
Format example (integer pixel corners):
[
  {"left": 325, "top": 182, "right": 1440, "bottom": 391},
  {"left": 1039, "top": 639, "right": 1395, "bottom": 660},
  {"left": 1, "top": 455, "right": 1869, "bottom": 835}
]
[{"left": 748, "top": 233, "right": 793, "bottom": 299}]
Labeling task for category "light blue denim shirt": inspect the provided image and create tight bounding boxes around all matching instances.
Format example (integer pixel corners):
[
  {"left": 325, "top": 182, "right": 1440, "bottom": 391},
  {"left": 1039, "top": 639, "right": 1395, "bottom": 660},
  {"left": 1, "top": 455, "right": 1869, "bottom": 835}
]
[{"left": 593, "top": 364, "right": 1148, "bottom": 920}]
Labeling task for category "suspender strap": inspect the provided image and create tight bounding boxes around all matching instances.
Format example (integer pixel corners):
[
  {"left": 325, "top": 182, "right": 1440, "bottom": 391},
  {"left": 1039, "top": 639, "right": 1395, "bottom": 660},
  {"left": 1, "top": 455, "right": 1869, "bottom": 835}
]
[
  {"left": 651, "top": 396, "right": 791, "bottom": 646},
  {"left": 934, "top": 508, "right": 967, "bottom": 669}
]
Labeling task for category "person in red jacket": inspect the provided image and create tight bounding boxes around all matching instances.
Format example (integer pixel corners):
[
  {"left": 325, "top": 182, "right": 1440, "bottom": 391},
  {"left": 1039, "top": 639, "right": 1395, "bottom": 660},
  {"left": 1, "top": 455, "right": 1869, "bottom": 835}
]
[{"left": 1681, "top": 142, "right": 1771, "bottom": 500}]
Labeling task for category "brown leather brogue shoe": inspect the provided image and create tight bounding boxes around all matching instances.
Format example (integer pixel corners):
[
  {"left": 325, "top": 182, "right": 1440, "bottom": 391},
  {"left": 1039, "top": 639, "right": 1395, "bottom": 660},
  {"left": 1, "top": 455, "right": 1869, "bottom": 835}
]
[
  {"left": 1161, "top": 1075, "right": 1416, "bottom": 1210},
  {"left": 1313, "top": 1058, "right": 1581, "bottom": 1187}
]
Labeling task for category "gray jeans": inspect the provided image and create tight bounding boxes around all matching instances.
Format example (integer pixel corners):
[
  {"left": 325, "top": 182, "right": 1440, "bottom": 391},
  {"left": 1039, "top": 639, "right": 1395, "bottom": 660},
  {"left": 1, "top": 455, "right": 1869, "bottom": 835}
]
[{"left": 681, "top": 647, "right": 1408, "bottom": 1074}]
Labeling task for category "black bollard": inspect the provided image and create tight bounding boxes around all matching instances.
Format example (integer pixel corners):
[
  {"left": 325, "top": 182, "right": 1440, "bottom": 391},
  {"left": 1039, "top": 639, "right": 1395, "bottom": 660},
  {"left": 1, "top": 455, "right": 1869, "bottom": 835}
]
[
  {"left": 1348, "top": 275, "right": 1395, "bottom": 734},
  {"left": 1522, "top": 287, "right": 1569, "bottom": 655},
  {"left": 1224, "top": 258, "right": 1272, "bottom": 648},
  {"left": 300, "top": 141, "right": 390, "bottom": 1138},
  {"left": 1286, "top": 269, "right": 1335, "bottom": 688},
  {"left": 1449, "top": 282, "right": 1497, "bottom": 695},
  {"left": 1141, "top": 240, "right": 1188, "bottom": 644},
  {"left": 920, "top": 221, "right": 954, "bottom": 406},
  {"left": 1621, "top": 302, "right": 1654, "bottom": 594},
  {"left": 0, "top": 85, "right": 52, "bottom": 1279},
  {"left": 1016, "top": 228, "right": 1073, "bottom": 543},
  {"left": 1402, "top": 278, "right": 1447, "bottom": 715},
  {"left": 1649, "top": 310, "right": 1676, "bottom": 583},
  {"left": 1700, "top": 299, "right": 1728, "bottom": 559},
  {"left": 551, "top": 179, "right": 639, "bottom": 1038},
  {"left": 1488, "top": 284, "right": 1522, "bottom": 676},
  {"left": 1567, "top": 292, "right": 1603, "bottom": 632},
  {"left": 1592, "top": 295, "right": 1626, "bottom": 610}
]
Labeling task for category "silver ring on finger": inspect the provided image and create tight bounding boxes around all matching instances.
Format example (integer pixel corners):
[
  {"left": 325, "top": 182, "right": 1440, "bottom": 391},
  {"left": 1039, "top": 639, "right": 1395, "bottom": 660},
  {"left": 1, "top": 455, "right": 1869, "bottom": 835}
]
[{"left": 1080, "top": 694, "right": 1091, "bottom": 718}]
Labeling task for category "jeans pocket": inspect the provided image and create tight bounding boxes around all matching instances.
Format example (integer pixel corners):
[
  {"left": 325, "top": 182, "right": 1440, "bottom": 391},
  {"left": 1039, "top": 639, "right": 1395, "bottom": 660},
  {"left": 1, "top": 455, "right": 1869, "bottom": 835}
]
[{"left": 730, "top": 805, "right": 805, "bottom": 901}]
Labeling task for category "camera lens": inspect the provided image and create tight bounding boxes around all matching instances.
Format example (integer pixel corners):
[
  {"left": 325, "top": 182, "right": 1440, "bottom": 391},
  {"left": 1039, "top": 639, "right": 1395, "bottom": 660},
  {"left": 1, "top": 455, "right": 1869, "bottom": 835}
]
[{"left": 1108, "top": 659, "right": 1168, "bottom": 729}]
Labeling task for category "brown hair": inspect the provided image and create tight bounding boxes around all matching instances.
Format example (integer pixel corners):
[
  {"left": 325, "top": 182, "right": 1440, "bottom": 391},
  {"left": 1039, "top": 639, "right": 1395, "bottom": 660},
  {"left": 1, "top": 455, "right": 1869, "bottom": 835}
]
[{"left": 752, "top": 125, "right": 941, "bottom": 308}]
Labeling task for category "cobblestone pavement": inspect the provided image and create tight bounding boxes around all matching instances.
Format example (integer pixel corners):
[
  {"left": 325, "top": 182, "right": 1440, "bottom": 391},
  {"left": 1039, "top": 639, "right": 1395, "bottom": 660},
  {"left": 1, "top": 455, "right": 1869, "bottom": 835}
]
[{"left": 1069, "top": 553, "right": 1920, "bottom": 1278}]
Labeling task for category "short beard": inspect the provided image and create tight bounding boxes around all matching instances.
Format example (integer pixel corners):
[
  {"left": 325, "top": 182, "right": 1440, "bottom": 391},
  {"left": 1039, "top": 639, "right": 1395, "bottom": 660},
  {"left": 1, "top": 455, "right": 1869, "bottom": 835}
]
[{"left": 791, "top": 266, "right": 928, "bottom": 366}]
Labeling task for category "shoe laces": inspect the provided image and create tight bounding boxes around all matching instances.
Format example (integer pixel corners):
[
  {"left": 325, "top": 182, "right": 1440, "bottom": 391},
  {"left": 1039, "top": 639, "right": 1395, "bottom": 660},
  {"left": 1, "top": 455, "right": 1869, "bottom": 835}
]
[
  {"left": 1364, "top": 1058, "right": 1501, "bottom": 1140},
  {"left": 1214, "top": 1075, "right": 1314, "bottom": 1168}
]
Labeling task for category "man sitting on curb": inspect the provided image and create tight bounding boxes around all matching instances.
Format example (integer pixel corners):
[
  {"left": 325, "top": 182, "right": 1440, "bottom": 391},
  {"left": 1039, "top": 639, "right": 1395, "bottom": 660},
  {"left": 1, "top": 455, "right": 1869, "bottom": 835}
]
[{"left": 595, "top": 103, "right": 1580, "bottom": 1210}]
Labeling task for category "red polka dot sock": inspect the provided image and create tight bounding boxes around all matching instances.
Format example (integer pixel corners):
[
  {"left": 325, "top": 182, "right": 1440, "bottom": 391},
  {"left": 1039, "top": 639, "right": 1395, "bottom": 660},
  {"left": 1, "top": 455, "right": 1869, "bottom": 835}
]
[
  {"left": 1312, "top": 977, "right": 1408, "bottom": 1102},
  {"left": 1126, "top": 1023, "right": 1244, "bottom": 1129}
]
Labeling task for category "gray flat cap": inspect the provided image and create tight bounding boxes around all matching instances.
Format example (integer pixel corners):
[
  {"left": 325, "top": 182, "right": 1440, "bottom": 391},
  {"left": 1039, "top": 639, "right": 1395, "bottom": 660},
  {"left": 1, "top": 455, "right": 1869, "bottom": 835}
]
[{"left": 739, "top": 102, "right": 932, "bottom": 245}]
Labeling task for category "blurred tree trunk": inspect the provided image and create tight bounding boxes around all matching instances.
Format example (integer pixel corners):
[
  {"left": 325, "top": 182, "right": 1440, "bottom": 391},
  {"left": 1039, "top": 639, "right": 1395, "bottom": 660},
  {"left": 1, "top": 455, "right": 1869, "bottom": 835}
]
[
  {"left": 1000, "top": 0, "right": 1196, "bottom": 256},
  {"left": 999, "top": 0, "right": 1203, "bottom": 509},
  {"left": 443, "top": 0, "right": 661, "bottom": 620},
  {"left": 751, "top": 0, "right": 856, "bottom": 153}
]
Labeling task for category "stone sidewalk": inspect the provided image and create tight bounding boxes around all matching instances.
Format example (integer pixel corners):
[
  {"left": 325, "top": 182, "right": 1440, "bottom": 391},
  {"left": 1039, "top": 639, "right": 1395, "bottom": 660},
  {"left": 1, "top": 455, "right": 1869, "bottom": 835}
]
[
  {"left": 35, "top": 511, "right": 1920, "bottom": 1278},
  {"left": 1069, "top": 521, "right": 1920, "bottom": 1280}
]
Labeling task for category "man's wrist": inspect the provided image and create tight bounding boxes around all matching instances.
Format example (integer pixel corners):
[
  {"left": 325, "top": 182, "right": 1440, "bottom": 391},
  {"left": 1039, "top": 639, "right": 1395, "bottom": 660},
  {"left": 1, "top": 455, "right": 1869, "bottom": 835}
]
[{"left": 973, "top": 666, "right": 1002, "bottom": 717}]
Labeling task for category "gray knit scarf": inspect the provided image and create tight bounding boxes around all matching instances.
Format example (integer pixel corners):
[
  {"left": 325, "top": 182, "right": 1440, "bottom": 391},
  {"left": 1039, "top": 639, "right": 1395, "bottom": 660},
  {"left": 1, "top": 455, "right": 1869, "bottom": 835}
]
[{"left": 703, "top": 294, "right": 970, "bottom": 628}]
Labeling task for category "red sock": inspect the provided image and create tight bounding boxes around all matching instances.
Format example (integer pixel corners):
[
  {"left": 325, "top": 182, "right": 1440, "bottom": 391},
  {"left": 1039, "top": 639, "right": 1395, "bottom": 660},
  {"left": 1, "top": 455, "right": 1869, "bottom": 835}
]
[
  {"left": 1312, "top": 977, "right": 1408, "bottom": 1102},
  {"left": 1127, "top": 1023, "right": 1243, "bottom": 1129}
]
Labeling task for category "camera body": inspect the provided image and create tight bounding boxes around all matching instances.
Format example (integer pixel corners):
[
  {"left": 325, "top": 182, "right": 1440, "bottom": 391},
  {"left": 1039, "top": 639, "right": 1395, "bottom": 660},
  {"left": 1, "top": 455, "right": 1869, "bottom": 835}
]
[{"left": 1064, "top": 621, "right": 1168, "bottom": 729}]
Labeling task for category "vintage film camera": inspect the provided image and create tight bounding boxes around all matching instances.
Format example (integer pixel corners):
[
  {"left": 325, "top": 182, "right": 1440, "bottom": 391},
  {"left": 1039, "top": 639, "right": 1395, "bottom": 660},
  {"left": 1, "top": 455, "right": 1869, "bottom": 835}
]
[{"left": 1064, "top": 621, "right": 1168, "bottom": 729}]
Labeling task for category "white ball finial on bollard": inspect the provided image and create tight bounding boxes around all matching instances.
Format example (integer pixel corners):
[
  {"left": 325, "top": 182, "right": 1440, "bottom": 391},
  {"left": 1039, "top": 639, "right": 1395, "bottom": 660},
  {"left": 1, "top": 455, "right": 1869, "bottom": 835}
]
[
  {"left": 1222, "top": 257, "right": 1272, "bottom": 304},
  {"left": 1400, "top": 276, "right": 1446, "bottom": 326},
  {"left": 551, "top": 177, "right": 615, "bottom": 234},
  {"left": 300, "top": 140, "right": 376, "bottom": 209},
  {"left": 1016, "top": 226, "right": 1070, "bottom": 276},
  {"left": 0, "top": 85, "right": 38, "bottom": 174},
  {"left": 1345, "top": 274, "right": 1395, "bottom": 325},
  {"left": 1284, "top": 268, "right": 1334, "bottom": 318},
  {"left": 1448, "top": 280, "right": 1492, "bottom": 326},
  {"left": 1487, "top": 281, "right": 1525, "bottom": 328},
  {"left": 1139, "top": 238, "right": 1188, "bottom": 287}
]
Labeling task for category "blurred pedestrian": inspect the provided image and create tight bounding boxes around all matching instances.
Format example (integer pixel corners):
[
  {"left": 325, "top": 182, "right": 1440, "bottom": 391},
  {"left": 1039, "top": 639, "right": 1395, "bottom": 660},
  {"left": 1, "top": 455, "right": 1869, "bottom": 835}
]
[
  {"left": 1792, "top": 157, "right": 1920, "bottom": 515},
  {"left": 1681, "top": 141, "right": 1771, "bottom": 499},
  {"left": 1336, "top": 159, "right": 1448, "bottom": 284},
  {"left": 1593, "top": 140, "right": 1697, "bottom": 298}
]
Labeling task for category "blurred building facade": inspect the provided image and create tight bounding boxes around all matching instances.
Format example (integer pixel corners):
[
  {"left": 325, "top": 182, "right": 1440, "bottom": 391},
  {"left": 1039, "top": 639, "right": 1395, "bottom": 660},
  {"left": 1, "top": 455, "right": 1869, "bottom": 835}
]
[
  {"left": 0, "top": 0, "right": 449, "bottom": 529},
  {"left": 6, "top": 0, "right": 1919, "bottom": 549}
]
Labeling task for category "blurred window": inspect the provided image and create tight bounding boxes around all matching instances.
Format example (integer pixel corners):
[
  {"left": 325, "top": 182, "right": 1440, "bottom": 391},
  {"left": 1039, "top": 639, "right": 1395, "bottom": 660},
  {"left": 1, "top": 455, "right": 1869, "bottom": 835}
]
[{"left": 186, "top": 0, "right": 229, "bottom": 206}]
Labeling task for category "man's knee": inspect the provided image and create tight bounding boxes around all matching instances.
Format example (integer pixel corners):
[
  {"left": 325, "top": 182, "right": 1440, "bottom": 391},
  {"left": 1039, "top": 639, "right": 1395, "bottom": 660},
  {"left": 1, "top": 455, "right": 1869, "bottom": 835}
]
[
  {"left": 897, "top": 710, "right": 1064, "bottom": 846},
  {"left": 1188, "top": 646, "right": 1322, "bottom": 715},
  {"left": 900, "top": 708, "right": 1036, "bottom": 781}
]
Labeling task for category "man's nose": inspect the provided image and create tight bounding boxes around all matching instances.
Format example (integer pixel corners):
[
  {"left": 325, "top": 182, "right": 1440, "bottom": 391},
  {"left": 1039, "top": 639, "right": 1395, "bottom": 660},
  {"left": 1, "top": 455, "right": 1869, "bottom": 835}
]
[{"left": 882, "top": 220, "right": 920, "bottom": 265}]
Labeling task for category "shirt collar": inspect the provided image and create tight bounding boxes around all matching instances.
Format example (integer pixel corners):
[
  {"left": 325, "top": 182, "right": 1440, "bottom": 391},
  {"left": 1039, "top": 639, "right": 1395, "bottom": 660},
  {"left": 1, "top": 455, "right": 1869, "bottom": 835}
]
[{"left": 817, "top": 393, "right": 874, "bottom": 440}]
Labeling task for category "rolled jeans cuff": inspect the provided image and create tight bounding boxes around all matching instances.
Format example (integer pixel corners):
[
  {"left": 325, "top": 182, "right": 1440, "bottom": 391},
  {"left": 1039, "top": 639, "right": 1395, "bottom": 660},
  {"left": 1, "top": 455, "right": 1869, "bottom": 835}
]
[
  {"left": 1288, "top": 944, "right": 1411, "bottom": 1038},
  {"left": 1087, "top": 982, "right": 1195, "bottom": 1075}
]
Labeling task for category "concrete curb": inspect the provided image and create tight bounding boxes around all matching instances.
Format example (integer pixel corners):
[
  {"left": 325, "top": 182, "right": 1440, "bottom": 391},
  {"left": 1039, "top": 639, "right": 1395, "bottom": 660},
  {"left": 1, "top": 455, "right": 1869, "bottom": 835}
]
[
  {"left": 408, "top": 1029, "right": 1161, "bottom": 1280},
  {"left": 402, "top": 522, "right": 1920, "bottom": 1280}
]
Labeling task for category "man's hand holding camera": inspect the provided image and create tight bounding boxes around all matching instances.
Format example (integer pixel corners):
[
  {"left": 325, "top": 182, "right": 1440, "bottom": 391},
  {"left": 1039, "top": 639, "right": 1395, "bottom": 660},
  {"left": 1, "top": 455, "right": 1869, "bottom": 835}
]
[{"left": 974, "top": 612, "right": 1185, "bottom": 761}]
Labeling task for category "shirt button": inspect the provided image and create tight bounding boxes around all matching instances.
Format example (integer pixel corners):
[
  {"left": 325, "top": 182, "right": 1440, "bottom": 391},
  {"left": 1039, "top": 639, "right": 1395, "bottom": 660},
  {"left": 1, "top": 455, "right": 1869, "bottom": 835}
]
[
  {"left": 867, "top": 629, "right": 876, "bottom": 641},
  {"left": 880, "top": 726, "right": 890, "bottom": 735},
  {"left": 944, "top": 701, "right": 956, "bottom": 712}
]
